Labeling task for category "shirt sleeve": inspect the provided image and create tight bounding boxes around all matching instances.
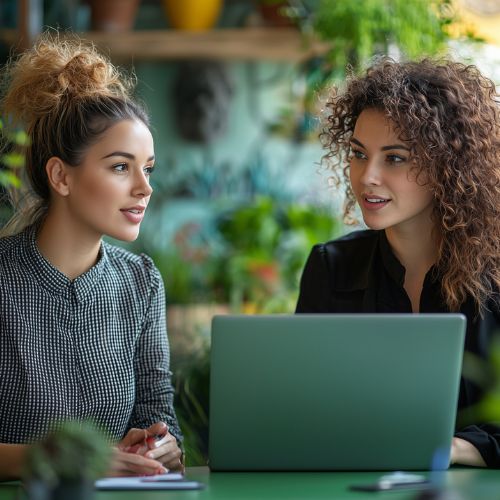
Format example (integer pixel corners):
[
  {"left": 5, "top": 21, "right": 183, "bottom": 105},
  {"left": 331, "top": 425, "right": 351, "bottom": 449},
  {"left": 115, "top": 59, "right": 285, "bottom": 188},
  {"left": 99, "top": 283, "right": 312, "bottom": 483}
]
[
  {"left": 296, "top": 244, "right": 333, "bottom": 313},
  {"left": 455, "top": 303, "right": 500, "bottom": 468},
  {"left": 455, "top": 424, "right": 500, "bottom": 468},
  {"left": 128, "top": 256, "right": 183, "bottom": 445}
]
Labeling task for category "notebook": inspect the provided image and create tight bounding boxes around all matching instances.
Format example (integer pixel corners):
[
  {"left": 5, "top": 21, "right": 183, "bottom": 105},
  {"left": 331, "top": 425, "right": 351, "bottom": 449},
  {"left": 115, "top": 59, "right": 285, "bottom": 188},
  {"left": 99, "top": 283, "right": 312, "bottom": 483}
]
[{"left": 209, "top": 314, "right": 466, "bottom": 471}]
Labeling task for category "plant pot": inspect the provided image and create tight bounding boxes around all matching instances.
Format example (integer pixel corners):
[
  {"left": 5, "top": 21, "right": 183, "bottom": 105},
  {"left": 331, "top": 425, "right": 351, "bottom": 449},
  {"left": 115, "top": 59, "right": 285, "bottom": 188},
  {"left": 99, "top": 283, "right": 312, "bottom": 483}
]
[
  {"left": 162, "top": 0, "right": 223, "bottom": 31},
  {"left": 258, "top": 1, "right": 294, "bottom": 27},
  {"left": 88, "top": 0, "right": 140, "bottom": 32},
  {"left": 26, "top": 479, "right": 94, "bottom": 500},
  {"left": 52, "top": 480, "right": 94, "bottom": 500}
]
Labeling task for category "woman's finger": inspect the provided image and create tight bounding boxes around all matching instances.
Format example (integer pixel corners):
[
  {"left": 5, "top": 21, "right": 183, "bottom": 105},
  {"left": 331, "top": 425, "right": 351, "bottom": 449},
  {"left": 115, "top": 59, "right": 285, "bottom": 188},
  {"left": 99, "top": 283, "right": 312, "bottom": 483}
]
[
  {"left": 144, "top": 422, "right": 168, "bottom": 440},
  {"left": 144, "top": 435, "right": 177, "bottom": 459},
  {"left": 145, "top": 439, "right": 183, "bottom": 472},
  {"left": 109, "top": 449, "right": 167, "bottom": 477},
  {"left": 118, "top": 428, "right": 148, "bottom": 450}
]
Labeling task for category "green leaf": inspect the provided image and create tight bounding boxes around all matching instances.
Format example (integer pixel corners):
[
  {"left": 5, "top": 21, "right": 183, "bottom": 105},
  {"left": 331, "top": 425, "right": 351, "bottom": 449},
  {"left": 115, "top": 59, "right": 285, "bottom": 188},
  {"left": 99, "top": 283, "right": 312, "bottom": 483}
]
[
  {"left": 2, "top": 152, "right": 25, "bottom": 169},
  {"left": 0, "top": 171, "right": 21, "bottom": 188}
]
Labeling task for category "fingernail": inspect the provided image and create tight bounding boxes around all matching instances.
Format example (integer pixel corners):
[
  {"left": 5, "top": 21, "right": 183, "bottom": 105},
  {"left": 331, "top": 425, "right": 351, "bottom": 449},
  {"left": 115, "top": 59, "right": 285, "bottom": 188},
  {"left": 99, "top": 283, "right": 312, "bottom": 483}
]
[{"left": 161, "top": 466, "right": 169, "bottom": 473}]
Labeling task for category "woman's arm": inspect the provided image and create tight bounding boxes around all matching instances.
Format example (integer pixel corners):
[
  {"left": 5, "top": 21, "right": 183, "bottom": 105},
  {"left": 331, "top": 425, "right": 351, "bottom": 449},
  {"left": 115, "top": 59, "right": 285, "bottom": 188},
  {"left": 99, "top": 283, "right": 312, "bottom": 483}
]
[
  {"left": 128, "top": 258, "right": 183, "bottom": 458},
  {"left": 454, "top": 424, "right": 500, "bottom": 468},
  {"left": 451, "top": 437, "right": 486, "bottom": 467},
  {"left": 0, "top": 443, "right": 28, "bottom": 480}
]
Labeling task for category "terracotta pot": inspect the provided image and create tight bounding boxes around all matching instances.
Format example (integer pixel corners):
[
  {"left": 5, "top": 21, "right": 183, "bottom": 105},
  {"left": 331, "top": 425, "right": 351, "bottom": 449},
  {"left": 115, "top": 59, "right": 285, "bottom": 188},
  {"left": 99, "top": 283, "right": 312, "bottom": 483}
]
[
  {"left": 162, "top": 0, "right": 223, "bottom": 31},
  {"left": 88, "top": 0, "right": 140, "bottom": 32},
  {"left": 258, "top": 1, "right": 294, "bottom": 27}
]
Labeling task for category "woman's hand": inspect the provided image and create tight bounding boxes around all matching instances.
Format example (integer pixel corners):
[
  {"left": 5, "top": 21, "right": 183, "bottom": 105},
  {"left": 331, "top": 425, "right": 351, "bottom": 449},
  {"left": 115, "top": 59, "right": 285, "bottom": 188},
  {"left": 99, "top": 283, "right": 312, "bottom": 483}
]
[
  {"left": 450, "top": 437, "right": 486, "bottom": 467},
  {"left": 142, "top": 423, "right": 184, "bottom": 473},
  {"left": 108, "top": 447, "right": 167, "bottom": 477},
  {"left": 119, "top": 422, "right": 184, "bottom": 473}
]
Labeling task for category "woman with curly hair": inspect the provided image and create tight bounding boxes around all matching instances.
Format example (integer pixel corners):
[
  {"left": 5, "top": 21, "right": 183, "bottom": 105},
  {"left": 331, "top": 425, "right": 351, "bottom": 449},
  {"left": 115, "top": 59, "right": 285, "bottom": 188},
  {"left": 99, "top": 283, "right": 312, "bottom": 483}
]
[
  {"left": 296, "top": 58, "right": 500, "bottom": 467},
  {"left": 0, "top": 34, "right": 183, "bottom": 478}
]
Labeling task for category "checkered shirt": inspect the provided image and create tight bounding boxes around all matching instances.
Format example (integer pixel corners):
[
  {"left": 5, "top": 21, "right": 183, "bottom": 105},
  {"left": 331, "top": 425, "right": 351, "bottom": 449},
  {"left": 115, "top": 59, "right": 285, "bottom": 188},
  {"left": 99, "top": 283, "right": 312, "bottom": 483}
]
[{"left": 0, "top": 224, "right": 182, "bottom": 445}]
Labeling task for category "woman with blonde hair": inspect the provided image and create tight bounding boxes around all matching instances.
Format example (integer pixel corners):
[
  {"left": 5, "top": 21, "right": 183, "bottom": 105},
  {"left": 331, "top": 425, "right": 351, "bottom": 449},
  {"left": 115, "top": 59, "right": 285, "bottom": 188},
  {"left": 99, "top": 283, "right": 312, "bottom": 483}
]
[
  {"left": 297, "top": 58, "right": 500, "bottom": 467},
  {"left": 0, "top": 34, "right": 183, "bottom": 478}
]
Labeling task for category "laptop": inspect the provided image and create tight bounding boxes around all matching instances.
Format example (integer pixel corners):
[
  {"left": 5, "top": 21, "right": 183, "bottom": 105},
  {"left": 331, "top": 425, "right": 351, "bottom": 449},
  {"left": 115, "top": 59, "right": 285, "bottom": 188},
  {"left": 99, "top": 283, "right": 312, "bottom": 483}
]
[{"left": 209, "top": 314, "right": 466, "bottom": 471}]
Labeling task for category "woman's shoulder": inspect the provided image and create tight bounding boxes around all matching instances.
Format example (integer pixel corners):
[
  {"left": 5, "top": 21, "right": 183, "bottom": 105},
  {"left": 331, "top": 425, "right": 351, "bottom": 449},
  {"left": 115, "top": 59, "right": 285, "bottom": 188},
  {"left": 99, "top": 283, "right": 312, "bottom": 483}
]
[
  {"left": 0, "top": 230, "right": 27, "bottom": 260},
  {"left": 102, "top": 242, "right": 161, "bottom": 285},
  {"left": 315, "top": 229, "right": 380, "bottom": 259},
  {"left": 308, "top": 229, "right": 381, "bottom": 292}
]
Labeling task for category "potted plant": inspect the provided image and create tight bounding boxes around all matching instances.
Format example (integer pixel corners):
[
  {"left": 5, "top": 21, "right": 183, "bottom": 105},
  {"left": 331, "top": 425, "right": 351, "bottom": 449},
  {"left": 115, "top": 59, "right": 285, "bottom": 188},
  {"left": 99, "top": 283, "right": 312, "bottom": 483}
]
[
  {"left": 162, "top": 0, "right": 223, "bottom": 31},
  {"left": 258, "top": 0, "right": 296, "bottom": 27},
  {"left": 261, "top": 0, "right": 455, "bottom": 142},
  {"left": 24, "top": 420, "right": 111, "bottom": 500},
  {"left": 311, "top": 0, "right": 454, "bottom": 76},
  {"left": 87, "top": 0, "right": 141, "bottom": 32}
]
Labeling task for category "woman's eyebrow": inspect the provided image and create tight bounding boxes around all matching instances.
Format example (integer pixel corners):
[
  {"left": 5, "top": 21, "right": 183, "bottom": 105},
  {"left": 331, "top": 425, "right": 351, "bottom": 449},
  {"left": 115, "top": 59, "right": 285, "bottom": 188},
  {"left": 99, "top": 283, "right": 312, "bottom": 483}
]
[
  {"left": 350, "top": 138, "right": 409, "bottom": 152},
  {"left": 381, "top": 144, "right": 410, "bottom": 152},
  {"left": 350, "top": 138, "right": 365, "bottom": 148},
  {"left": 101, "top": 151, "right": 155, "bottom": 162}
]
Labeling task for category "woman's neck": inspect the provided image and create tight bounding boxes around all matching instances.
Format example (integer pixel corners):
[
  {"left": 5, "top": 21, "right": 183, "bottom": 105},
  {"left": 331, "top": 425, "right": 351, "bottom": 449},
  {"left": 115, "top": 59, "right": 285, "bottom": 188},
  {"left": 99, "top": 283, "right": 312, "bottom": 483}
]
[
  {"left": 385, "top": 227, "right": 438, "bottom": 276},
  {"left": 36, "top": 208, "right": 102, "bottom": 280},
  {"left": 385, "top": 220, "right": 439, "bottom": 313},
  {"left": 384, "top": 212, "right": 438, "bottom": 275}
]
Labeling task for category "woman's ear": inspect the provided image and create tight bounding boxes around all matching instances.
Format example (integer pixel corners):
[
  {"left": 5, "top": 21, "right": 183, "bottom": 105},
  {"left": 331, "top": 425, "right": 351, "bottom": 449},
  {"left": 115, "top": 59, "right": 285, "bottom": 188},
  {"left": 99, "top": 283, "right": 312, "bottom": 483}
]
[{"left": 45, "top": 157, "right": 71, "bottom": 196}]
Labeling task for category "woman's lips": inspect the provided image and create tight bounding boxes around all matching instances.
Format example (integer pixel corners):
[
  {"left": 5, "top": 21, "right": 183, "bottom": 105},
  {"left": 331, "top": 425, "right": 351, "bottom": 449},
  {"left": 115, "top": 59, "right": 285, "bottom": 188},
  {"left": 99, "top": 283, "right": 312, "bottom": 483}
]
[
  {"left": 120, "top": 208, "right": 145, "bottom": 224},
  {"left": 361, "top": 196, "right": 391, "bottom": 211}
]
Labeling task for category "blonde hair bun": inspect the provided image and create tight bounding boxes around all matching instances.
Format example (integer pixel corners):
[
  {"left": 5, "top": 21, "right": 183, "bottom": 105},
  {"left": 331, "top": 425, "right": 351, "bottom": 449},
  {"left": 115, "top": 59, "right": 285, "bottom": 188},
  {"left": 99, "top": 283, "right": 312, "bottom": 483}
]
[{"left": 2, "top": 32, "right": 132, "bottom": 131}]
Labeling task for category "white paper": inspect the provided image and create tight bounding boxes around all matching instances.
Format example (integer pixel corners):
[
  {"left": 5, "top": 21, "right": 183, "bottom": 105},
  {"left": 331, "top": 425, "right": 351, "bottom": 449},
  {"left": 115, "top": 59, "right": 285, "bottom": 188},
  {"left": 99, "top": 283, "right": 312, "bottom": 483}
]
[{"left": 95, "top": 473, "right": 202, "bottom": 490}]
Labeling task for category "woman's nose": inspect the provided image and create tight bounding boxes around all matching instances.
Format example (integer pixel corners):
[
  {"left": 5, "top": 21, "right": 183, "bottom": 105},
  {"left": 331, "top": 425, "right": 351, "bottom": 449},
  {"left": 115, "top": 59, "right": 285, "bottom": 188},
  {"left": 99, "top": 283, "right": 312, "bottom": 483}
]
[
  {"left": 359, "top": 158, "right": 382, "bottom": 186},
  {"left": 132, "top": 171, "right": 153, "bottom": 198}
]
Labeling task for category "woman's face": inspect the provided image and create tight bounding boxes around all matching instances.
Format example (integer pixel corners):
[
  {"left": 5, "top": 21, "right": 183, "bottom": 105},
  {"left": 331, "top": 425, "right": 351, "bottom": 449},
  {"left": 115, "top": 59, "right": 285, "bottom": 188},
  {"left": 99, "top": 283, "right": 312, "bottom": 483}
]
[
  {"left": 64, "top": 119, "right": 155, "bottom": 242},
  {"left": 349, "top": 108, "right": 434, "bottom": 234}
]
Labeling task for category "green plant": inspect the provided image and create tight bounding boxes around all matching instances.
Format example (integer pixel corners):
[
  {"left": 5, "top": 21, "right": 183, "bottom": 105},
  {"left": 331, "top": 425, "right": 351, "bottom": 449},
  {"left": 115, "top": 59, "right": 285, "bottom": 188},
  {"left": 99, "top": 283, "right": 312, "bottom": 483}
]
[
  {"left": 265, "top": 0, "right": 457, "bottom": 141},
  {"left": 213, "top": 196, "right": 341, "bottom": 311},
  {"left": 313, "top": 0, "right": 454, "bottom": 75},
  {"left": 154, "top": 196, "right": 341, "bottom": 309},
  {"left": 0, "top": 119, "right": 28, "bottom": 225},
  {"left": 0, "top": 119, "right": 28, "bottom": 189},
  {"left": 174, "top": 348, "right": 211, "bottom": 467},
  {"left": 459, "top": 332, "right": 500, "bottom": 428},
  {"left": 25, "top": 420, "right": 111, "bottom": 486}
]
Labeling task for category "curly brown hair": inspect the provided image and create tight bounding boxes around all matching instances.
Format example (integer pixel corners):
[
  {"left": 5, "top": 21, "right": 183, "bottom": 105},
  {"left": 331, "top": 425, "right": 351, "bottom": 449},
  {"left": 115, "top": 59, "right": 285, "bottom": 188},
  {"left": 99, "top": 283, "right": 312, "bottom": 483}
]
[{"left": 321, "top": 58, "right": 500, "bottom": 314}]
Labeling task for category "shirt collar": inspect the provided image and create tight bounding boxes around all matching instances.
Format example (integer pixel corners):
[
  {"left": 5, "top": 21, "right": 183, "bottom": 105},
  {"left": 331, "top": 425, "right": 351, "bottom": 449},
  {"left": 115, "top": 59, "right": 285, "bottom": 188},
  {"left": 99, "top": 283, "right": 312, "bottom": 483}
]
[
  {"left": 329, "top": 230, "right": 380, "bottom": 292},
  {"left": 20, "top": 224, "right": 109, "bottom": 302},
  {"left": 379, "top": 230, "right": 406, "bottom": 287}
]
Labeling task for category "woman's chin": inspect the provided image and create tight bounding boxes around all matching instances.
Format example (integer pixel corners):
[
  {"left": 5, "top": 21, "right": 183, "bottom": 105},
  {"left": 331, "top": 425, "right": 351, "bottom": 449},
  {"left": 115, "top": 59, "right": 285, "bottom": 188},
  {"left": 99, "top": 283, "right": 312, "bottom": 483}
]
[{"left": 106, "top": 228, "right": 141, "bottom": 242}]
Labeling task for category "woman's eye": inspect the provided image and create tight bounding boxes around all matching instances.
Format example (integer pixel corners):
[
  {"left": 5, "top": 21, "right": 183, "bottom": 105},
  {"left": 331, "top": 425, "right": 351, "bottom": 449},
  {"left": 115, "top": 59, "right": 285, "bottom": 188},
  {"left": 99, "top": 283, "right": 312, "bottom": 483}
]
[
  {"left": 351, "top": 149, "right": 366, "bottom": 160},
  {"left": 144, "top": 165, "right": 155, "bottom": 176},
  {"left": 112, "top": 163, "right": 127, "bottom": 173},
  {"left": 386, "top": 154, "right": 407, "bottom": 164}
]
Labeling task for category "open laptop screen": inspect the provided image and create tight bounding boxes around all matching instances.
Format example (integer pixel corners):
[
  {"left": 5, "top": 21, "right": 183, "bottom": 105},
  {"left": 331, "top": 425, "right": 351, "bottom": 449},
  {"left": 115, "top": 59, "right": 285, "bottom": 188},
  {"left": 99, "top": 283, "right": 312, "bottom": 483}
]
[{"left": 209, "top": 314, "right": 466, "bottom": 471}]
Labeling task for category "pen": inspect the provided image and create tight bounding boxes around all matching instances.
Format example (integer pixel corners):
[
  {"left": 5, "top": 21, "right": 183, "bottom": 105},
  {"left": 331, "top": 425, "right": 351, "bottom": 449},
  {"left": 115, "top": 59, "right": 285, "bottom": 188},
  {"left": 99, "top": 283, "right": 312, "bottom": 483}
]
[
  {"left": 146, "top": 432, "right": 170, "bottom": 448},
  {"left": 127, "top": 430, "right": 170, "bottom": 454}
]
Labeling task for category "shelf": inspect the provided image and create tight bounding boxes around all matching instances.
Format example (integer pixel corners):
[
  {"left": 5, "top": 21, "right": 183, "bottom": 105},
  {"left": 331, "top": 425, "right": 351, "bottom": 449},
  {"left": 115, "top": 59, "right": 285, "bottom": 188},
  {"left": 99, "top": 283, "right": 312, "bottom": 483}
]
[{"left": 0, "top": 28, "right": 331, "bottom": 62}]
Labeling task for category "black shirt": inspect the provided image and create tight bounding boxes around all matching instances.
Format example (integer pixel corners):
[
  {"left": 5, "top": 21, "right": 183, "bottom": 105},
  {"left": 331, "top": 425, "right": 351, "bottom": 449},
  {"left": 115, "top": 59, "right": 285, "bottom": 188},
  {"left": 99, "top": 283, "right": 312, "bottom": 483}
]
[{"left": 296, "top": 229, "right": 500, "bottom": 467}]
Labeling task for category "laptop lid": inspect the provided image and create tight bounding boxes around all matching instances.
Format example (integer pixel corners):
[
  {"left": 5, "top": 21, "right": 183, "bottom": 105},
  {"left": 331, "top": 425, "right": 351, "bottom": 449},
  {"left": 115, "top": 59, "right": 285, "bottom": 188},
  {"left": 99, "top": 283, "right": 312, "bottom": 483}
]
[{"left": 209, "top": 314, "right": 466, "bottom": 471}]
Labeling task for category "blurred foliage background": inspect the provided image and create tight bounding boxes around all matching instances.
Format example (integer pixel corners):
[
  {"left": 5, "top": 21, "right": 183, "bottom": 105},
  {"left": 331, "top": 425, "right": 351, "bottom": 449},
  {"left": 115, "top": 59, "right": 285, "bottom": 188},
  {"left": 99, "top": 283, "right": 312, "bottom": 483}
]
[{"left": 1, "top": 0, "right": 500, "bottom": 466}]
